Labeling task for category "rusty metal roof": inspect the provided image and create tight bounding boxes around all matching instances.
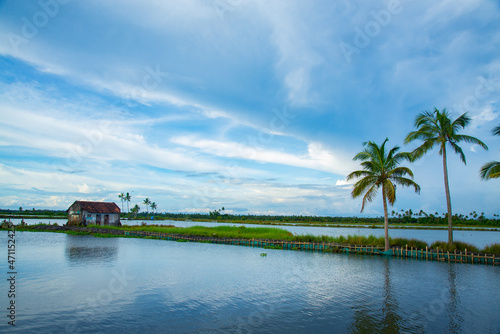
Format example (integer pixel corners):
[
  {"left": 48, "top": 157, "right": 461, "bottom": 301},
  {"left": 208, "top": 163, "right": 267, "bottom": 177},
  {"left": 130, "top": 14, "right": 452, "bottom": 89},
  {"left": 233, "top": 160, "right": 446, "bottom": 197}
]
[{"left": 70, "top": 201, "right": 121, "bottom": 213}]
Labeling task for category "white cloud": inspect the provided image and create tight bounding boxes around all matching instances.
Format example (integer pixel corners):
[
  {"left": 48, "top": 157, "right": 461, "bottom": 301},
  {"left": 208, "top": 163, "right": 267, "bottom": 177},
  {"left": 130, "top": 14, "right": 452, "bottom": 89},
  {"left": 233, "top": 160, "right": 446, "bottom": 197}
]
[
  {"left": 171, "top": 136, "right": 355, "bottom": 175},
  {"left": 470, "top": 107, "right": 498, "bottom": 130},
  {"left": 255, "top": 1, "right": 323, "bottom": 106},
  {"left": 335, "top": 179, "right": 354, "bottom": 186},
  {"left": 77, "top": 183, "right": 92, "bottom": 194}
]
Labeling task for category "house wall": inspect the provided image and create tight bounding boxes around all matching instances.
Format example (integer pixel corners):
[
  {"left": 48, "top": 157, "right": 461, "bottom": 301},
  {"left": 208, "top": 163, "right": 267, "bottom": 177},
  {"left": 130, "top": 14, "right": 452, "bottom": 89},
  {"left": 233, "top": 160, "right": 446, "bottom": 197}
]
[
  {"left": 68, "top": 203, "right": 83, "bottom": 226},
  {"left": 82, "top": 211, "right": 96, "bottom": 225},
  {"left": 109, "top": 213, "right": 120, "bottom": 226},
  {"left": 67, "top": 202, "right": 121, "bottom": 226},
  {"left": 82, "top": 211, "right": 120, "bottom": 226}
]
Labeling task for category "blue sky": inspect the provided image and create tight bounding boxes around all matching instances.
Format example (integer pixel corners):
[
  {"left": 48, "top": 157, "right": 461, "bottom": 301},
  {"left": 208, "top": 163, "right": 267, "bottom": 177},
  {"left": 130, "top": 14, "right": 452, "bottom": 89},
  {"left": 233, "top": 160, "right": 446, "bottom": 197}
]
[{"left": 0, "top": 0, "right": 499, "bottom": 216}]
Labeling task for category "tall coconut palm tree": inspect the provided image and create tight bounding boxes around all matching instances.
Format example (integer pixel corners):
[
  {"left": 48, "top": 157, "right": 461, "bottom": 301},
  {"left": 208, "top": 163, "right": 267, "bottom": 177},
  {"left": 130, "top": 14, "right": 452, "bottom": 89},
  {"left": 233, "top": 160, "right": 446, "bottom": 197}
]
[
  {"left": 480, "top": 124, "right": 500, "bottom": 180},
  {"left": 118, "top": 193, "right": 125, "bottom": 213},
  {"left": 347, "top": 138, "right": 420, "bottom": 251},
  {"left": 125, "top": 192, "right": 131, "bottom": 215},
  {"left": 151, "top": 202, "right": 157, "bottom": 216},
  {"left": 405, "top": 108, "right": 487, "bottom": 244},
  {"left": 143, "top": 198, "right": 151, "bottom": 214}
]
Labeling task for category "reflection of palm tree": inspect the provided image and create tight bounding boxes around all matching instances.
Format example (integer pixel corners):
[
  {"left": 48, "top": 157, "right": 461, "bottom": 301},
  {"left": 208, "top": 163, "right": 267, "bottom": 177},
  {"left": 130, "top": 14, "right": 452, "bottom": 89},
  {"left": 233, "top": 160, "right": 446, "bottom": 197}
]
[
  {"left": 349, "top": 259, "right": 402, "bottom": 333},
  {"left": 480, "top": 124, "right": 500, "bottom": 180},
  {"left": 446, "top": 264, "right": 463, "bottom": 332},
  {"left": 347, "top": 138, "right": 420, "bottom": 251},
  {"left": 405, "top": 108, "right": 487, "bottom": 243},
  {"left": 381, "top": 259, "right": 401, "bottom": 332}
]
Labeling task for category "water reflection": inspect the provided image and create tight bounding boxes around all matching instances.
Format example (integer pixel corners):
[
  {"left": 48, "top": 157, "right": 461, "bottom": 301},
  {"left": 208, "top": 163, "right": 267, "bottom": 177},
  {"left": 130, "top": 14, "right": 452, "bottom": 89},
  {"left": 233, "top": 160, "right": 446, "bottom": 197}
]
[
  {"left": 446, "top": 264, "right": 463, "bottom": 333},
  {"left": 349, "top": 258, "right": 402, "bottom": 333},
  {"left": 1, "top": 232, "right": 498, "bottom": 333},
  {"left": 65, "top": 235, "right": 118, "bottom": 265}
]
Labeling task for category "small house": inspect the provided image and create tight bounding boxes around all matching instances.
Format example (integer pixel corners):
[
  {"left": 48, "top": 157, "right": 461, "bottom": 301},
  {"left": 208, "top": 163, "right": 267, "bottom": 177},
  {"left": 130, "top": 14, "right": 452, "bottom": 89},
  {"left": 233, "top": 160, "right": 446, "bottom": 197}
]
[{"left": 67, "top": 201, "right": 121, "bottom": 226}]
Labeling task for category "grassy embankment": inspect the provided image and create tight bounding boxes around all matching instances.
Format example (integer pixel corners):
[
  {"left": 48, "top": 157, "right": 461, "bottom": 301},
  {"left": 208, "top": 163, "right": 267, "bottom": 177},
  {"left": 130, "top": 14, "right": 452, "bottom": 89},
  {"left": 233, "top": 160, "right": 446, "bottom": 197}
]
[{"left": 12, "top": 223, "right": 500, "bottom": 254}]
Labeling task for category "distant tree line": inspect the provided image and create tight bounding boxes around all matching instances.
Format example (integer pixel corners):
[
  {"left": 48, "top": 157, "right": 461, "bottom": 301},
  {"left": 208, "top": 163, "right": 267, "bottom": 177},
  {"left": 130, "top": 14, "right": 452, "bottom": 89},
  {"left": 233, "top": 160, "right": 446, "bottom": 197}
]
[{"left": 144, "top": 211, "right": 500, "bottom": 227}]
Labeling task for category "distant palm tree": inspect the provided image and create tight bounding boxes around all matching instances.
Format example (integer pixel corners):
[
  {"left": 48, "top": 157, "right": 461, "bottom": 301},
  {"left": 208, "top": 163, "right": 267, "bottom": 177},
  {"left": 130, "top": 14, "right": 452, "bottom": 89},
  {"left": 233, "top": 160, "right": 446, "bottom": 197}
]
[
  {"left": 118, "top": 193, "right": 125, "bottom": 213},
  {"left": 143, "top": 198, "right": 151, "bottom": 214},
  {"left": 480, "top": 124, "right": 500, "bottom": 180},
  {"left": 405, "top": 108, "right": 487, "bottom": 244},
  {"left": 131, "top": 204, "right": 140, "bottom": 219},
  {"left": 347, "top": 138, "right": 420, "bottom": 251},
  {"left": 125, "top": 192, "right": 131, "bottom": 214},
  {"left": 151, "top": 202, "right": 157, "bottom": 216}
]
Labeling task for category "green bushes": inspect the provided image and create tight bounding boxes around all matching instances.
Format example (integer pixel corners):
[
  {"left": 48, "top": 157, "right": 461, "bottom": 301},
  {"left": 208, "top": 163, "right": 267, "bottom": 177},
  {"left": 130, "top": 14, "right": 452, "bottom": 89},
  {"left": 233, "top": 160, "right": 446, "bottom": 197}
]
[
  {"left": 335, "top": 235, "right": 386, "bottom": 246},
  {"left": 430, "top": 241, "right": 480, "bottom": 253},
  {"left": 390, "top": 238, "right": 428, "bottom": 249},
  {"left": 481, "top": 243, "right": 500, "bottom": 254}
]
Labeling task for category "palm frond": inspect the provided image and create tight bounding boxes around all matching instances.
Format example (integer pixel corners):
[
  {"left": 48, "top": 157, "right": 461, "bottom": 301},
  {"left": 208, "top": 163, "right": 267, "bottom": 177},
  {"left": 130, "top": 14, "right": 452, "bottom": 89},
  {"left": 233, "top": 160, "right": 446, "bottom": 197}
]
[
  {"left": 414, "top": 110, "right": 436, "bottom": 128},
  {"left": 360, "top": 184, "right": 378, "bottom": 212},
  {"left": 493, "top": 125, "right": 500, "bottom": 136},
  {"left": 404, "top": 130, "right": 434, "bottom": 144},
  {"left": 411, "top": 140, "right": 437, "bottom": 160},
  {"left": 346, "top": 170, "right": 373, "bottom": 181},
  {"left": 392, "top": 177, "right": 421, "bottom": 194},
  {"left": 451, "top": 112, "right": 471, "bottom": 131},
  {"left": 449, "top": 141, "right": 467, "bottom": 164},
  {"left": 455, "top": 134, "right": 488, "bottom": 150},
  {"left": 351, "top": 176, "right": 378, "bottom": 199},
  {"left": 353, "top": 151, "right": 371, "bottom": 161},
  {"left": 360, "top": 160, "right": 378, "bottom": 172},
  {"left": 388, "top": 166, "right": 414, "bottom": 178},
  {"left": 393, "top": 151, "right": 414, "bottom": 163},
  {"left": 480, "top": 161, "right": 500, "bottom": 180},
  {"left": 383, "top": 181, "right": 396, "bottom": 206}
]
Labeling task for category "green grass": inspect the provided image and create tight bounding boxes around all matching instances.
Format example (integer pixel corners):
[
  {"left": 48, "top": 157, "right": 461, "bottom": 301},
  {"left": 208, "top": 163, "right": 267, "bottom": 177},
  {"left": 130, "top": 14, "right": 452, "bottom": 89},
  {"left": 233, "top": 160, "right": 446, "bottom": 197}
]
[
  {"left": 390, "top": 238, "right": 428, "bottom": 249},
  {"left": 430, "top": 241, "right": 480, "bottom": 253},
  {"left": 57, "top": 225, "right": 433, "bottom": 249},
  {"left": 481, "top": 243, "right": 500, "bottom": 254},
  {"left": 90, "top": 224, "right": 295, "bottom": 240}
]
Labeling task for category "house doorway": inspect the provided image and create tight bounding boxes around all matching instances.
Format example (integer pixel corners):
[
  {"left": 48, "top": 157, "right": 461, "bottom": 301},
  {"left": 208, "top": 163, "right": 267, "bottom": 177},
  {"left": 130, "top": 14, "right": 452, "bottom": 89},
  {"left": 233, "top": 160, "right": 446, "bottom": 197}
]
[
  {"left": 104, "top": 215, "right": 109, "bottom": 225},
  {"left": 96, "top": 214, "right": 101, "bottom": 226}
]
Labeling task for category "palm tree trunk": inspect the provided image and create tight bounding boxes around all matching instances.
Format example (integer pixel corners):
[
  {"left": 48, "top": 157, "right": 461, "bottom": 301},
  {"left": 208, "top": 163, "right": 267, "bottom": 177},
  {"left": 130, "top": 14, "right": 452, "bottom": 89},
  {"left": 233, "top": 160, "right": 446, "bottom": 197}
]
[
  {"left": 442, "top": 145, "right": 453, "bottom": 244},
  {"left": 382, "top": 187, "right": 390, "bottom": 251}
]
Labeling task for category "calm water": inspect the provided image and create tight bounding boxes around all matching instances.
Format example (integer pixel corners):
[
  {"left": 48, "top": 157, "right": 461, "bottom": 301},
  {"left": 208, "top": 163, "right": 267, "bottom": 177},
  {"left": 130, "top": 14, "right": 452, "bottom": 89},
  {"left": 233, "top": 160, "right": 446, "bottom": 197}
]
[
  {"left": 0, "top": 231, "right": 499, "bottom": 333},
  {"left": 8, "top": 218, "right": 500, "bottom": 249}
]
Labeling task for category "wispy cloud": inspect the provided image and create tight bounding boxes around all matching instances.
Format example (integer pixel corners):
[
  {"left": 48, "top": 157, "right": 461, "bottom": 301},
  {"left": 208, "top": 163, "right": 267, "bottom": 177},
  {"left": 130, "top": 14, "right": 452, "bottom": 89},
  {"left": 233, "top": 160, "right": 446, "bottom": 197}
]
[{"left": 171, "top": 135, "right": 355, "bottom": 175}]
